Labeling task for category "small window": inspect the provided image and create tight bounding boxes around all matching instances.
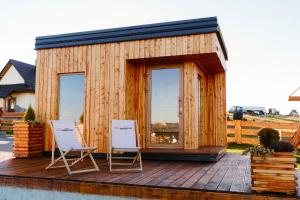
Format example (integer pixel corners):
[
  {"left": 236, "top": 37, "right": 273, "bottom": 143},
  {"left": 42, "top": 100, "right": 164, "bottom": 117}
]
[
  {"left": 7, "top": 96, "right": 16, "bottom": 112},
  {"left": 59, "top": 74, "right": 84, "bottom": 122}
]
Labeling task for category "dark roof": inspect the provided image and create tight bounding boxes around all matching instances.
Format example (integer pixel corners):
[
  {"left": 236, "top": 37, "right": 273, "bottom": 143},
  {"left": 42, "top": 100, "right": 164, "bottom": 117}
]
[
  {"left": 35, "top": 17, "right": 228, "bottom": 60},
  {"left": 0, "top": 84, "right": 34, "bottom": 98},
  {"left": 0, "top": 59, "right": 35, "bottom": 97}
]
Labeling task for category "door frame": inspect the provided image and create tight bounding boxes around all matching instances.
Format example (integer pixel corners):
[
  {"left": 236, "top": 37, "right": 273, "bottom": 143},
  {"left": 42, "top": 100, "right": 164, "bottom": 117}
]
[{"left": 145, "top": 63, "right": 184, "bottom": 148}]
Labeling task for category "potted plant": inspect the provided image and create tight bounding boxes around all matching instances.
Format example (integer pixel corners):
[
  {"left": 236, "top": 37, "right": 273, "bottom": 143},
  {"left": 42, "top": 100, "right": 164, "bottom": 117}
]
[
  {"left": 243, "top": 128, "right": 296, "bottom": 195},
  {"left": 13, "top": 104, "right": 44, "bottom": 158}
]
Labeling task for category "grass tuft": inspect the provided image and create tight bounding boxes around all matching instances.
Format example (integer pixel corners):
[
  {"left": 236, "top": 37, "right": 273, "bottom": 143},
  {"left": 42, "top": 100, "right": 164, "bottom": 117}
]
[{"left": 226, "top": 143, "right": 254, "bottom": 154}]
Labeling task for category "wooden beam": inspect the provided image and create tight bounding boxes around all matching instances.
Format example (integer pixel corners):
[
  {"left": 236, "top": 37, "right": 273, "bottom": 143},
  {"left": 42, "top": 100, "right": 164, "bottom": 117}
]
[{"left": 288, "top": 96, "right": 300, "bottom": 101}]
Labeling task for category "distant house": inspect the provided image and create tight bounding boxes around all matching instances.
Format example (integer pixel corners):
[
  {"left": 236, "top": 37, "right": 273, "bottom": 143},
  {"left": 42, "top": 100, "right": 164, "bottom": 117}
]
[
  {"left": 289, "top": 109, "right": 299, "bottom": 117},
  {"left": 0, "top": 59, "right": 35, "bottom": 118},
  {"left": 268, "top": 108, "right": 280, "bottom": 115},
  {"left": 229, "top": 106, "right": 266, "bottom": 116}
]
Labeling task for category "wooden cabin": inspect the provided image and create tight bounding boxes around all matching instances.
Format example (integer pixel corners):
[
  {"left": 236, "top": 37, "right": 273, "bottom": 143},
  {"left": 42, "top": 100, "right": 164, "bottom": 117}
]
[
  {"left": 0, "top": 59, "right": 35, "bottom": 119},
  {"left": 35, "top": 17, "right": 228, "bottom": 160}
]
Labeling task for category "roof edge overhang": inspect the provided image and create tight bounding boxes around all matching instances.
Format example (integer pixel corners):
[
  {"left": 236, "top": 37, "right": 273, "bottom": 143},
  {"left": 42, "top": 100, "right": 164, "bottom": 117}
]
[
  {"left": 288, "top": 86, "right": 300, "bottom": 101},
  {"left": 35, "top": 17, "right": 228, "bottom": 60},
  {"left": 289, "top": 96, "right": 300, "bottom": 101},
  {"left": 0, "top": 60, "right": 14, "bottom": 78}
]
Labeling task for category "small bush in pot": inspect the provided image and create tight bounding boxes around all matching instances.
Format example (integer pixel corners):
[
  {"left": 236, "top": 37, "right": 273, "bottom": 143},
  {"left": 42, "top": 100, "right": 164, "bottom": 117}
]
[
  {"left": 13, "top": 105, "right": 44, "bottom": 158},
  {"left": 24, "top": 104, "right": 35, "bottom": 122},
  {"left": 258, "top": 128, "right": 279, "bottom": 148},
  {"left": 244, "top": 129, "right": 296, "bottom": 194}
]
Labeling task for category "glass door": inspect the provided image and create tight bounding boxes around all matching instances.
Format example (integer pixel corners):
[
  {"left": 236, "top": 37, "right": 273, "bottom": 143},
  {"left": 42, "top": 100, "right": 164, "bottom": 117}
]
[{"left": 147, "top": 65, "right": 183, "bottom": 148}]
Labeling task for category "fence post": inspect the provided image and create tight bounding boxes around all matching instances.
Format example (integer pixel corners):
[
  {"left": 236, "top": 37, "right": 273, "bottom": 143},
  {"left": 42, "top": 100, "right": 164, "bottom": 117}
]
[{"left": 234, "top": 120, "right": 242, "bottom": 144}]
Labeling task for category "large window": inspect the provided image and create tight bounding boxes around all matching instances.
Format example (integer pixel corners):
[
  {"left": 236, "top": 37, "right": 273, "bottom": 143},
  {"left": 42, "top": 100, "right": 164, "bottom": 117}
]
[
  {"left": 147, "top": 65, "right": 183, "bottom": 147},
  {"left": 59, "top": 74, "right": 84, "bottom": 122}
]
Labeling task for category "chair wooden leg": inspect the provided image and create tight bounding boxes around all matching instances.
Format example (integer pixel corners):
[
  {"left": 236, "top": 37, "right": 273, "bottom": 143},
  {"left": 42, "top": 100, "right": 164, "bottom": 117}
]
[
  {"left": 60, "top": 150, "right": 72, "bottom": 175},
  {"left": 89, "top": 152, "right": 100, "bottom": 171},
  {"left": 109, "top": 152, "right": 112, "bottom": 172},
  {"left": 70, "top": 151, "right": 90, "bottom": 166},
  {"left": 68, "top": 151, "right": 99, "bottom": 174},
  {"left": 46, "top": 150, "right": 72, "bottom": 170},
  {"left": 131, "top": 154, "right": 137, "bottom": 165},
  {"left": 139, "top": 152, "right": 143, "bottom": 171},
  {"left": 109, "top": 152, "right": 143, "bottom": 172}
]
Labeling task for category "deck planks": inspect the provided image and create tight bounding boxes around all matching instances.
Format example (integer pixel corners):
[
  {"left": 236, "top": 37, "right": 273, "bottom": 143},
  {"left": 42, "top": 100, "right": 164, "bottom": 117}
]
[{"left": 0, "top": 153, "right": 298, "bottom": 199}]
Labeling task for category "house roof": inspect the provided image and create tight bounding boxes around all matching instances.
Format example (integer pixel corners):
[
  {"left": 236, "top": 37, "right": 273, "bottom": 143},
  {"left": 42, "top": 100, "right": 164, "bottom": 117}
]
[
  {"left": 0, "top": 84, "right": 34, "bottom": 98},
  {"left": 35, "top": 17, "right": 228, "bottom": 60},
  {"left": 0, "top": 59, "right": 35, "bottom": 98}
]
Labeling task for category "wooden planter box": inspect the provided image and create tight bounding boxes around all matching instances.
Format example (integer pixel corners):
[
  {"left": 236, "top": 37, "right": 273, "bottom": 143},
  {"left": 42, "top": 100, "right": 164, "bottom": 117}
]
[
  {"left": 13, "top": 121, "right": 44, "bottom": 158},
  {"left": 251, "top": 152, "right": 296, "bottom": 195}
]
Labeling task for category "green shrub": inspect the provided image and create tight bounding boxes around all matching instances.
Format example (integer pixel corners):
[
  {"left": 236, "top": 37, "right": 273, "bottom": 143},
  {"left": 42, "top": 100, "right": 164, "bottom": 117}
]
[
  {"left": 258, "top": 128, "right": 280, "bottom": 148},
  {"left": 297, "top": 156, "right": 300, "bottom": 163},
  {"left": 6, "top": 130, "right": 13, "bottom": 136},
  {"left": 24, "top": 104, "right": 36, "bottom": 122},
  {"left": 242, "top": 145, "right": 271, "bottom": 158},
  {"left": 270, "top": 141, "right": 294, "bottom": 152}
]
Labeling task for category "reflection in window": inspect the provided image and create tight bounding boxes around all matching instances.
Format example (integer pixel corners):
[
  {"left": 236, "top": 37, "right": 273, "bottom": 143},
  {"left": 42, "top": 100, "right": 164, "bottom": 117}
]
[
  {"left": 59, "top": 74, "right": 84, "bottom": 123},
  {"left": 150, "top": 68, "right": 180, "bottom": 145}
]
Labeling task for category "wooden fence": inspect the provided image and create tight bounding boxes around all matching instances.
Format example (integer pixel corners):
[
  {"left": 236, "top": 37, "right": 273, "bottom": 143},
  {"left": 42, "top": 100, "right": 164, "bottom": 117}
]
[{"left": 227, "top": 120, "right": 299, "bottom": 145}]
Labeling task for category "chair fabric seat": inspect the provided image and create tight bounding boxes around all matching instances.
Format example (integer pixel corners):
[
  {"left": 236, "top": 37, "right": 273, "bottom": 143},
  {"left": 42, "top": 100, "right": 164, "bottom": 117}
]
[
  {"left": 112, "top": 147, "right": 140, "bottom": 152},
  {"left": 70, "top": 147, "right": 97, "bottom": 151}
]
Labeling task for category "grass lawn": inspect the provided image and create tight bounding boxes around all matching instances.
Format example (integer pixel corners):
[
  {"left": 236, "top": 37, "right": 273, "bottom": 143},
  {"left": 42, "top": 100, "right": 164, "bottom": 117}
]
[
  {"left": 296, "top": 153, "right": 300, "bottom": 169},
  {"left": 226, "top": 143, "right": 254, "bottom": 154}
]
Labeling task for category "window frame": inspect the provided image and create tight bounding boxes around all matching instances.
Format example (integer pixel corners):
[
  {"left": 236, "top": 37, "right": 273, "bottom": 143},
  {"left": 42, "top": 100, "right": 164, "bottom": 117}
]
[
  {"left": 58, "top": 72, "right": 85, "bottom": 123},
  {"left": 145, "top": 63, "right": 184, "bottom": 149}
]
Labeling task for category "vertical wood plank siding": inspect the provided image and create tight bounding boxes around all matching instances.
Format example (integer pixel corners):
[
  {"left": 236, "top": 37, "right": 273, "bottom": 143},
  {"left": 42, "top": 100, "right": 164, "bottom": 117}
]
[{"left": 35, "top": 33, "right": 227, "bottom": 152}]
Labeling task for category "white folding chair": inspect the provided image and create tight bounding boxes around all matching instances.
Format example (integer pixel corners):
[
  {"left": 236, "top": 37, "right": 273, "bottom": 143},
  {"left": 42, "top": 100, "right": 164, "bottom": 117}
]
[
  {"left": 46, "top": 120, "right": 99, "bottom": 175},
  {"left": 108, "top": 120, "right": 143, "bottom": 172}
]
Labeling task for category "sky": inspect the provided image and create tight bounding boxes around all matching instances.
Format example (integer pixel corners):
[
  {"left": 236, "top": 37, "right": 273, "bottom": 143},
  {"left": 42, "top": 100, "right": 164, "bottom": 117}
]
[{"left": 0, "top": 0, "right": 300, "bottom": 114}]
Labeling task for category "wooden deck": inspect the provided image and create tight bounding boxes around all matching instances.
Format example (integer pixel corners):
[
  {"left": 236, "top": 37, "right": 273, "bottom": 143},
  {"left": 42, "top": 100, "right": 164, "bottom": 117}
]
[
  {"left": 0, "top": 153, "right": 299, "bottom": 199},
  {"left": 141, "top": 146, "right": 226, "bottom": 161}
]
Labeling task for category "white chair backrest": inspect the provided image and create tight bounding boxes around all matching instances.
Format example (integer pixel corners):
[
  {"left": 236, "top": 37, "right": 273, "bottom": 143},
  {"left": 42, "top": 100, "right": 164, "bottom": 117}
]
[
  {"left": 111, "top": 120, "right": 137, "bottom": 149},
  {"left": 50, "top": 120, "right": 82, "bottom": 151}
]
